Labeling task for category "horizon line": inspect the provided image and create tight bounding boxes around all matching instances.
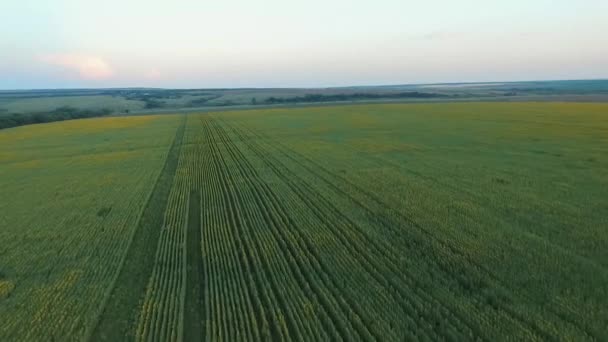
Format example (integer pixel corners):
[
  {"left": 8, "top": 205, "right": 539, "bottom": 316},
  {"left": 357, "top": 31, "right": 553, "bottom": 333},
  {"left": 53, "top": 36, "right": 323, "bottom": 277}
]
[{"left": 1, "top": 77, "right": 607, "bottom": 92}]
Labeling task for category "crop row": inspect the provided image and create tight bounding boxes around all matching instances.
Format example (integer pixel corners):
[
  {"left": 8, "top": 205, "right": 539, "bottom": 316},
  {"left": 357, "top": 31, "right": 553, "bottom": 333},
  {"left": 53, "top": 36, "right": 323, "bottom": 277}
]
[
  {"left": 0, "top": 115, "right": 182, "bottom": 341},
  {"left": 219, "top": 112, "right": 599, "bottom": 340},
  {"left": 128, "top": 110, "right": 601, "bottom": 341}
]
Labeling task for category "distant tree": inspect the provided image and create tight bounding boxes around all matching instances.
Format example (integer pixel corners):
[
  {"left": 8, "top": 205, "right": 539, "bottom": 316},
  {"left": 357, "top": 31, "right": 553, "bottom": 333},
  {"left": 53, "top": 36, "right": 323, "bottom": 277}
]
[
  {"left": 251, "top": 97, "right": 257, "bottom": 105},
  {"left": 0, "top": 106, "right": 112, "bottom": 130},
  {"left": 144, "top": 99, "right": 165, "bottom": 109}
]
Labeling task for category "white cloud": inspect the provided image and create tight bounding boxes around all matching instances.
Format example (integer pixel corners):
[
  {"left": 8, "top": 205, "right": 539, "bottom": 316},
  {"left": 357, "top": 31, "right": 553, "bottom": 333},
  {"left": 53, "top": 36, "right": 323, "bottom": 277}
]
[
  {"left": 144, "top": 68, "right": 161, "bottom": 80},
  {"left": 40, "top": 54, "right": 114, "bottom": 80}
]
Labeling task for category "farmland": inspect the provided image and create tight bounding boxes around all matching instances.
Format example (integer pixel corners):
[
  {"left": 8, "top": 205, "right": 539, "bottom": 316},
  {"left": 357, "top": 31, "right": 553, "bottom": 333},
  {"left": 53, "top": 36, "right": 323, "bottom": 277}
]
[
  {"left": 1, "top": 102, "right": 607, "bottom": 341},
  {"left": 3, "top": 80, "right": 608, "bottom": 130}
]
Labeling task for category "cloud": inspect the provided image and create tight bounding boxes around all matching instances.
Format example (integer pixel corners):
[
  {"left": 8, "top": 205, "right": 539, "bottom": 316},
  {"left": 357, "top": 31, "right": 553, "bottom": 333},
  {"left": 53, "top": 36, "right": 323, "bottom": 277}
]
[
  {"left": 40, "top": 54, "right": 114, "bottom": 80},
  {"left": 406, "top": 31, "right": 460, "bottom": 41},
  {"left": 144, "top": 68, "right": 162, "bottom": 80},
  {"left": 421, "top": 31, "right": 450, "bottom": 40}
]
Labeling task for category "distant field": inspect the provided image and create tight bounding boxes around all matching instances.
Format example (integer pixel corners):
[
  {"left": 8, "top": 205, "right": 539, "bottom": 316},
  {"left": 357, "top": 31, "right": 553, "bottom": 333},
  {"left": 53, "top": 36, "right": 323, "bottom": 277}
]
[
  {"left": 1, "top": 79, "right": 607, "bottom": 122},
  {"left": 1, "top": 103, "right": 607, "bottom": 341},
  {"left": 0, "top": 95, "right": 145, "bottom": 114}
]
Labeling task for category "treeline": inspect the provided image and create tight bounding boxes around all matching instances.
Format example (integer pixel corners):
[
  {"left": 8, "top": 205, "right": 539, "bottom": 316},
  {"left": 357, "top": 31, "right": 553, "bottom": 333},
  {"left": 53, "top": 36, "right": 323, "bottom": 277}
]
[
  {"left": 0, "top": 106, "right": 112, "bottom": 130},
  {"left": 262, "top": 92, "right": 444, "bottom": 104},
  {"left": 114, "top": 90, "right": 181, "bottom": 109}
]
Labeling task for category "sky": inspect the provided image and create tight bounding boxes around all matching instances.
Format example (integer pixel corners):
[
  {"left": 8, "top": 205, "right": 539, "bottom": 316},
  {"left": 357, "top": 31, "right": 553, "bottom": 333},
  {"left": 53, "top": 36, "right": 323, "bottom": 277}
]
[{"left": 1, "top": 0, "right": 607, "bottom": 89}]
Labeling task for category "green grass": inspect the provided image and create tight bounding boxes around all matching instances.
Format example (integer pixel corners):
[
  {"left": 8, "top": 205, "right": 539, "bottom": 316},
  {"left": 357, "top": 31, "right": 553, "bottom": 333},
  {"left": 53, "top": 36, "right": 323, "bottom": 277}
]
[{"left": 1, "top": 102, "right": 607, "bottom": 341}]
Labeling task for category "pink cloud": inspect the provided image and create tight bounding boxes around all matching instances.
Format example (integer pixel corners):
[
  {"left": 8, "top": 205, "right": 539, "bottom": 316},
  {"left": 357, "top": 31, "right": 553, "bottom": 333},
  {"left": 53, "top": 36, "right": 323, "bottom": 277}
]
[{"left": 41, "top": 54, "right": 114, "bottom": 80}]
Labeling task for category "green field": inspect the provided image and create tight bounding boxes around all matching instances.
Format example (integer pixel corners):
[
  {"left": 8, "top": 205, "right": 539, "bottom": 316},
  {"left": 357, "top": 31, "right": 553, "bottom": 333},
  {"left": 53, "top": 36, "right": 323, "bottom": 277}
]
[
  {"left": 1, "top": 103, "right": 607, "bottom": 341},
  {"left": 0, "top": 95, "right": 145, "bottom": 115}
]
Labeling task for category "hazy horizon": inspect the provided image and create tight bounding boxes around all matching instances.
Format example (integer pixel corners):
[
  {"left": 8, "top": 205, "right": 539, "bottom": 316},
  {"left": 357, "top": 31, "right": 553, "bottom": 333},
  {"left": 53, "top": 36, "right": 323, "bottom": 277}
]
[
  {"left": 2, "top": 77, "right": 608, "bottom": 92},
  {"left": 2, "top": 1, "right": 607, "bottom": 89}
]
